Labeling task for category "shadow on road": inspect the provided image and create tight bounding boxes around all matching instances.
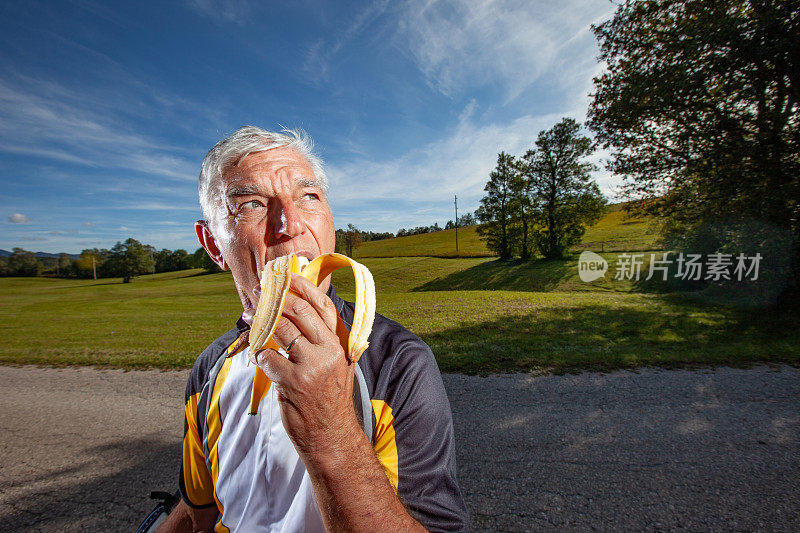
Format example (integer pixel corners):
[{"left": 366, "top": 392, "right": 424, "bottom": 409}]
[{"left": 1, "top": 435, "right": 179, "bottom": 532}]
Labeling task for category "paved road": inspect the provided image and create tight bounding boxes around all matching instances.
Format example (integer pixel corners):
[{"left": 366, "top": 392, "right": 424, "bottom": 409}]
[{"left": 0, "top": 365, "right": 798, "bottom": 531}]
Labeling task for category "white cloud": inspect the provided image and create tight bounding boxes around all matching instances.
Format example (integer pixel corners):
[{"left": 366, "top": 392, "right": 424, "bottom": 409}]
[
  {"left": 327, "top": 100, "right": 623, "bottom": 231},
  {"left": 327, "top": 108, "right": 558, "bottom": 229},
  {"left": 397, "top": 0, "right": 615, "bottom": 100},
  {"left": 82, "top": 222, "right": 95, "bottom": 227},
  {"left": 8, "top": 213, "right": 30, "bottom": 223}
]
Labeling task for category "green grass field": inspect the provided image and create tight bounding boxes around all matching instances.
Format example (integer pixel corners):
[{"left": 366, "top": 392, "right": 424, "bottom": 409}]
[
  {"left": 1, "top": 204, "right": 793, "bottom": 374},
  {"left": 353, "top": 204, "right": 659, "bottom": 258},
  {"left": 1, "top": 254, "right": 796, "bottom": 373}
]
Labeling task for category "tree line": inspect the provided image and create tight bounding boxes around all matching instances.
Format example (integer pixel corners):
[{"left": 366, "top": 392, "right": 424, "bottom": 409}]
[
  {"left": 476, "top": 117, "right": 606, "bottom": 259},
  {"left": 397, "top": 213, "right": 477, "bottom": 237},
  {"left": 335, "top": 212, "right": 478, "bottom": 255},
  {"left": 0, "top": 238, "right": 220, "bottom": 282}
]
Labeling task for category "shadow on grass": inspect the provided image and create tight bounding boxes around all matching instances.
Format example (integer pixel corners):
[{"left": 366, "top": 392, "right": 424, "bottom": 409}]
[
  {"left": 413, "top": 258, "right": 572, "bottom": 292},
  {"left": 51, "top": 279, "right": 126, "bottom": 289},
  {"left": 423, "top": 301, "right": 800, "bottom": 375}
]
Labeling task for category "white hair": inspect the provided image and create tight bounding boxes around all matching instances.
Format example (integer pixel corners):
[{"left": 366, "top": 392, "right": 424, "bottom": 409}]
[{"left": 198, "top": 126, "right": 328, "bottom": 226}]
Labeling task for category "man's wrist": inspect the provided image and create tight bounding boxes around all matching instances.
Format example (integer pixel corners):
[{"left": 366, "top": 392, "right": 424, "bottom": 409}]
[{"left": 301, "top": 411, "right": 369, "bottom": 477}]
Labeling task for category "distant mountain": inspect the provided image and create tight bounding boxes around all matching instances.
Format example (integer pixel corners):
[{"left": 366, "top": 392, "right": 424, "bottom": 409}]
[
  {"left": 35, "top": 252, "right": 81, "bottom": 260},
  {"left": 0, "top": 249, "right": 79, "bottom": 259}
]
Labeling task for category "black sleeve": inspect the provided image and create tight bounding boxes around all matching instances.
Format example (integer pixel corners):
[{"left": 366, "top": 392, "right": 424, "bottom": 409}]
[{"left": 383, "top": 331, "right": 470, "bottom": 532}]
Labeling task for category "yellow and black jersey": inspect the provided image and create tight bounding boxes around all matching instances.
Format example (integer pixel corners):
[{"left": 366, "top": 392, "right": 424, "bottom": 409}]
[{"left": 179, "top": 285, "right": 469, "bottom": 532}]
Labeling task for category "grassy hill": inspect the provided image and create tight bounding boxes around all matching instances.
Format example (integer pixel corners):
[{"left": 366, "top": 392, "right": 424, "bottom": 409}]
[
  {"left": 1, "top": 254, "right": 796, "bottom": 374},
  {"left": 353, "top": 203, "right": 659, "bottom": 258},
  {"left": 0, "top": 204, "right": 793, "bottom": 374}
]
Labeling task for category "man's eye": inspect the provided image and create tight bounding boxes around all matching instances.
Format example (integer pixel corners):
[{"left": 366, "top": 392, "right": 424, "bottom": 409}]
[
  {"left": 303, "top": 193, "right": 319, "bottom": 201},
  {"left": 240, "top": 200, "right": 265, "bottom": 211}
]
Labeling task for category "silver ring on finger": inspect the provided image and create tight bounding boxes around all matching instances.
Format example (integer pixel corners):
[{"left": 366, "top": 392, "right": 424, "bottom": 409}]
[{"left": 285, "top": 334, "right": 303, "bottom": 352}]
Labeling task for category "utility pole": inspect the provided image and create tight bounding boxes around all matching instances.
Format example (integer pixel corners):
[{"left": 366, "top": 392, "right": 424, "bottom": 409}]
[
  {"left": 454, "top": 195, "right": 459, "bottom": 253},
  {"left": 92, "top": 255, "right": 97, "bottom": 280}
]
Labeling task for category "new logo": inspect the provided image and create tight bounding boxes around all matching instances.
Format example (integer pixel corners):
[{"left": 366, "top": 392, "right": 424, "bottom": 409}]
[{"left": 578, "top": 251, "right": 608, "bottom": 282}]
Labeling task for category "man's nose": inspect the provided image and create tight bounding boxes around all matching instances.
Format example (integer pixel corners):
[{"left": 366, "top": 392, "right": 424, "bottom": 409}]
[{"left": 269, "top": 199, "right": 304, "bottom": 240}]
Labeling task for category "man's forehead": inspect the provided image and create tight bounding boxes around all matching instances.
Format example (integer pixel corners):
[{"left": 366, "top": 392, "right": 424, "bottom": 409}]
[
  {"left": 221, "top": 147, "right": 319, "bottom": 190},
  {"left": 234, "top": 146, "right": 311, "bottom": 173}
]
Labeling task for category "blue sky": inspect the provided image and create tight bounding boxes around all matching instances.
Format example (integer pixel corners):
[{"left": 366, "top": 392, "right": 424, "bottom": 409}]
[{"left": 0, "top": 0, "right": 618, "bottom": 254}]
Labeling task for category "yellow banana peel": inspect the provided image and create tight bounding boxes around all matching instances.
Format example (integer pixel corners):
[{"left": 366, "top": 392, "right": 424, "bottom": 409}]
[{"left": 246, "top": 252, "right": 375, "bottom": 414}]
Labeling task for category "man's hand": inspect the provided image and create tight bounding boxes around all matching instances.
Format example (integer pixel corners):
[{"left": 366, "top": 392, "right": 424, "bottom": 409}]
[
  {"left": 256, "top": 274, "right": 361, "bottom": 461},
  {"left": 255, "top": 275, "right": 425, "bottom": 532},
  {"left": 156, "top": 500, "right": 218, "bottom": 533}
]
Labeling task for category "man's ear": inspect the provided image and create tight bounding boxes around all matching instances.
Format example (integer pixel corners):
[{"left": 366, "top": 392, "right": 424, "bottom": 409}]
[{"left": 195, "top": 220, "right": 229, "bottom": 271}]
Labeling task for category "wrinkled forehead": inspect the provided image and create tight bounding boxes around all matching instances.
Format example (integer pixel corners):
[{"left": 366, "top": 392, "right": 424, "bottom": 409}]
[{"left": 220, "top": 146, "right": 319, "bottom": 189}]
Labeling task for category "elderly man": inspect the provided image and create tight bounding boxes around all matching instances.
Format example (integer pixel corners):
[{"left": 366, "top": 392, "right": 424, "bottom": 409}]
[{"left": 159, "top": 126, "right": 468, "bottom": 532}]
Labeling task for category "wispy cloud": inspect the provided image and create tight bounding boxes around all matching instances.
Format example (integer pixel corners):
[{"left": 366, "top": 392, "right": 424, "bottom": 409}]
[
  {"left": 327, "top": 94, "right": 620, "bottom": 231},
  {"left": 397, "top": 0, "right": 615, "bottom": 101},
  {"left": 121, "top": 202, "right": 200, "bottom": 211},
  {"left": 187, "top": 0, "right": 253, "bottom": 26},
  {"left": 303, "top": 0, "right": 391, "bottom": 83},
  {"left": 8, "top": 213, "right": 30, "bottom": 223},
  {"left": 0, "top": 77, "right": 197, "bottom": 181},
  {"left": 327, "top": 106, "right": 573, "bottom": 229}
]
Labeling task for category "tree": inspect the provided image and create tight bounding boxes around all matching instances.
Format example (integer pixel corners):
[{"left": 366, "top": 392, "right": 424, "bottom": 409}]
[
  {"left": 57, "top": 253, "right": 71, "bottom": 276},
  {"left": 190, "top": 247, "right": 221, "bottom": 273},
  {"left": 476, "top": 152, "right": 517, "bottom": 258},
  {"left": 341, "top": 224, "right": 363, "bottom": 257},
  {"left": 154, "top": 248, "right": 190, "bottom": 273},
  {"left": 458, "top": 212, "right": 476, "bottom": 226},
  {"left": 105, "top": 238, "right": 155, "bottom": 282},
  {"left": 73, "top": 249, "right": 105, "bottom": 279},
  {"left": 8, "top": 248, "right": 41, "bottom": 276},
  {"left": 521, "top": 118, "right": 606, "bottom": 258},
  {"left": 509, "top": 161, "right": 534, "bottom": 259},
  {"left": 588, "top": 0, "right": 800, "bottom": 293}
]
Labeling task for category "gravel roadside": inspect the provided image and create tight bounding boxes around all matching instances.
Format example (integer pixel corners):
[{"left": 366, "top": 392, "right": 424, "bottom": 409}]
[{"left": 0, "top": 365, "right": 797, "bottom": 531}]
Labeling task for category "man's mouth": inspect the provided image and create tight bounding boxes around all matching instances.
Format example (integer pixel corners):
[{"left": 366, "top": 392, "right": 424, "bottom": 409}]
[{"left": 255, "top": 250, "right": 316, "bottom": 281}]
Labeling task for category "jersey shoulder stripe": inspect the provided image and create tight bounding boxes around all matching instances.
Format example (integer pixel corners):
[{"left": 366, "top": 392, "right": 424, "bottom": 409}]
[{"left": 185, "top": 324, "right": 244, "bottom": 402}]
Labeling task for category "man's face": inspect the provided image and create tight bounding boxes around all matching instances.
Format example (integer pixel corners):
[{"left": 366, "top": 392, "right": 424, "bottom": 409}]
[{"left": 201, "top": 146, "right": 336, "bottom": 323}]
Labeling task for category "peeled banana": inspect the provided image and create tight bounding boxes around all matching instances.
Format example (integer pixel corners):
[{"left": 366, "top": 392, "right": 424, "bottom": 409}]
[{"left": 246, "top": 252, "right": 376, "bottom": 414}]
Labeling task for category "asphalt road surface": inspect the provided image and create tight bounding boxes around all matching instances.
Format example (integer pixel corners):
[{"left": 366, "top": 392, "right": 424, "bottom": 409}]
[{"left": 1, "top": 365, "right": 797, "bottom": 532}]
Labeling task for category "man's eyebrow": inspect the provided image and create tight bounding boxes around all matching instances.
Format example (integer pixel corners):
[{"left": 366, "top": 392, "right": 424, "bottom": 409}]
[
  {"left": 226, "top": 180, "right": 321, "bottom": 198},
  {"left": 226, "top": 185, "right": 263, "bottom": 197},
  {"left": 298, "top": 179, "right": 322, "bottom": 189}
]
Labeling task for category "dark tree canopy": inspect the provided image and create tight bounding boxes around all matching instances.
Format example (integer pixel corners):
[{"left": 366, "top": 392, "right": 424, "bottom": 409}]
[
  {"left": 8, "top": 248, "right": 41, "bottom": 277},
  {"left": 335, "top": 224, "right": 363, "bottom": 257},
  {"left": 476, "top": 152, "right": 517, "bottom": 259},
  {"left": 588, "top": 0, "right": 800, "bottom": 293},
  {"left": 105, "top": 238, "right": 155, "bottom": 282},
  {"left": 521, "top": 118, "right": 606, "bottom": 258}
]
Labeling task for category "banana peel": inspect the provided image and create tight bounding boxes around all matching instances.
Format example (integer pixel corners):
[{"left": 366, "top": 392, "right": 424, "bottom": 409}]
[{"left": 246, "top": 253, "right": 375, "bottom": 414}]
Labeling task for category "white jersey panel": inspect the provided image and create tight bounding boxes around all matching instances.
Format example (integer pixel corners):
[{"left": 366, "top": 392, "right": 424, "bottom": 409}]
[{"left": 214, "top": 349, "right": 325, "bottom": 532}]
